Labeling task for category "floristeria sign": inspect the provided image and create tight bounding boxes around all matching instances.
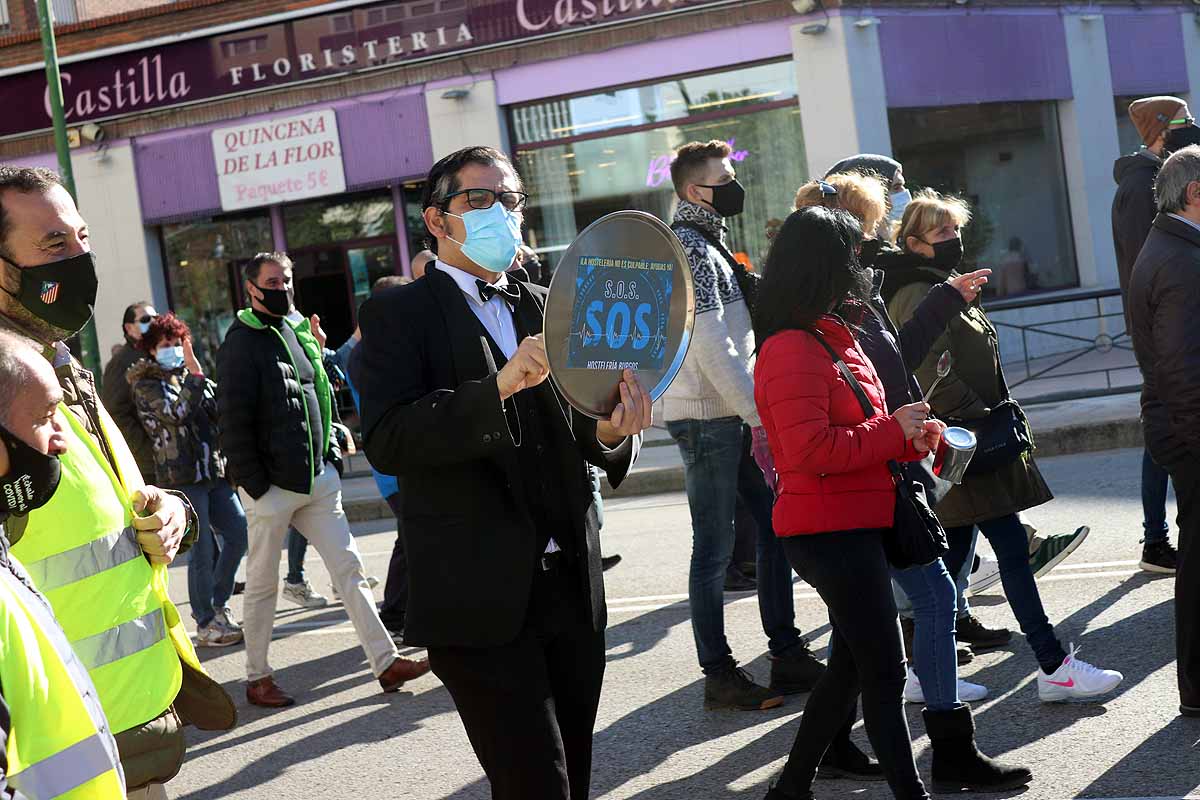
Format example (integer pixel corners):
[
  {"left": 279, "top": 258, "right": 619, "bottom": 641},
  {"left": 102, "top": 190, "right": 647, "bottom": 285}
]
[
  {"left": 213, "top": 110, "right": 346, "bottom": 211},
  {"left": 0, "top": 0, "right": 731, "bottom": 139}
]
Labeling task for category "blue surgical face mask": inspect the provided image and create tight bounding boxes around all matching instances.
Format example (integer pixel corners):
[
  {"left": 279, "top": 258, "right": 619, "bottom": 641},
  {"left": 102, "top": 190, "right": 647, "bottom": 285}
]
[
  {"left": 446, "top": 202, "right": 523, "bottom": 273},
  {"left": 138, "top": 321, "right": 152, "bottom": 335},
  {"left": 889, "top": 189, "right": 912, "bottom": 223},
  {"left": 155, "top": 346, "right": 185, "bottom": 370}
]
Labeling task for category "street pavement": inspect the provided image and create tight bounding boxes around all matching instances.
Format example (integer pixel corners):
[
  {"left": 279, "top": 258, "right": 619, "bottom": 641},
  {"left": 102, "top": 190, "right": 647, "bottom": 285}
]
[{"left": 167, "top": 446, "right": 1197, "bottom": 800}]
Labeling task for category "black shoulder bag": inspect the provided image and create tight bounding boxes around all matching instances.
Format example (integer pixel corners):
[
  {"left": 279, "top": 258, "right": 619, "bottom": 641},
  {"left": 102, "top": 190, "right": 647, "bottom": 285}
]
[
  {"left": 671, "top": 221, "right": 760, "bottom": 315},
  {"left": 812, "top": 335, "right": 948, "bottom": 570},
  {"left": 952, "top": 356, "right": 1034, "bottom": 477}
]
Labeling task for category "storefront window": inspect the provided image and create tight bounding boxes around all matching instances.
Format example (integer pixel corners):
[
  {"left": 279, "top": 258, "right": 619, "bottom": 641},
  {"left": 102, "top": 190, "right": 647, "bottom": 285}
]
[
  {"left": 283, "top": 190, "right": 397, "bottom": 249},
  {"left": 512, "top": 62, "right": 806, "bottom": 277},
  {"left": 889, "top": 101, "right": 1078, "bottom": 298},
  {"left": 401, "top": 181, "right": 431, "bottom": 258},
  {"left": 162, "top": 213, "right": 273, "bottom": 373}
]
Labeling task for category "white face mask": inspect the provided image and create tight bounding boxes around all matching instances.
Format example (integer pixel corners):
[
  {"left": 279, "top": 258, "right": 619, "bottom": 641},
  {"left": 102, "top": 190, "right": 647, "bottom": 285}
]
[{"left": 889, "top": 189, "right": 912, "bottom": 223}]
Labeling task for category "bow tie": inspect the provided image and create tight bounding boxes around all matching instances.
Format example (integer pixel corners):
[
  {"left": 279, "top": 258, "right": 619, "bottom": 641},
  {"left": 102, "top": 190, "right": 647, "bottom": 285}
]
[{"left": 476, "top": 279, "right": 520, "bottom": 306}]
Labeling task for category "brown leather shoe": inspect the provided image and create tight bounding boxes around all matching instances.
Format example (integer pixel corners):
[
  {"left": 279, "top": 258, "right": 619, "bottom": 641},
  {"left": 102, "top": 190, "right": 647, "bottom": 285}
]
[
  {"left": 379, "top": 656, "right": 431, "bottom": 693},
  {"left": 246, "top": 676, "right": 295, "bottom": 708}
]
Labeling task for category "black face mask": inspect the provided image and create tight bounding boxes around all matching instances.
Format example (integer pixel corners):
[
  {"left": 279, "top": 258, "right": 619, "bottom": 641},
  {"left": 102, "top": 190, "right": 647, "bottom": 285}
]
[
  {"left": 253, "top": 283, "right": 291, "bottom": 317},
  {"left": 929, "top": 238, "right": 964, "bottom": 270},
  {"left": 699, "top": 179, "right": 746, "bottom": 218},
  {"left": 1165, "top": 125, "right": 1200, "bottom": 154},
  {"left": 1, "top": 251, "right": 99, "bottom": 336},
  {"left": 0, "top": 424, "right": 61, "bottom": 516}
]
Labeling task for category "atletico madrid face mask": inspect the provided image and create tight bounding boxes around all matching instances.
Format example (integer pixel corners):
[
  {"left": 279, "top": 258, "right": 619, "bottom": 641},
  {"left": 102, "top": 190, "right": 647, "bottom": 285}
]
[{"left": 0, "top": 251, "right": 99, "bottom": 336}]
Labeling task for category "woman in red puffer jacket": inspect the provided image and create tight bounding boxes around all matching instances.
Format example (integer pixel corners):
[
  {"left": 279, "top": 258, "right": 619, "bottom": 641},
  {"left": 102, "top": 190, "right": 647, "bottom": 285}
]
[{"left": 754, "top": 207, "right": 942, "bottom": 800}]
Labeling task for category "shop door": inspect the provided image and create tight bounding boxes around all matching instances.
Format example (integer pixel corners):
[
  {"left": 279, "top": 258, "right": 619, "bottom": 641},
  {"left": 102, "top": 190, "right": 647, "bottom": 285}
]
[{"left": 290, "top": 239, "right": 398, "bottom": 349}]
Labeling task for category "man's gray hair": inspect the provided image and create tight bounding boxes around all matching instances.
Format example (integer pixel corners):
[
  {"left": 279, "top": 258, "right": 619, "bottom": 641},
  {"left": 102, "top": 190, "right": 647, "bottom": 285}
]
[
  {"left": 1155, "top": 145, "right": 1200, "bottom": 214},
  {"left": 0, "top": 329, "right": 41, "bottom": 429}
]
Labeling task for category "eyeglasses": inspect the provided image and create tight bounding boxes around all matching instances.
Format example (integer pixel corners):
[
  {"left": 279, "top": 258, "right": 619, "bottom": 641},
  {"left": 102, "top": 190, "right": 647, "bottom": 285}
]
[
  {"left": 439, "top": 188, "right": 528, "bottom": 212},
  {"left": 818, "top": 181, "right": 839, "bottom": 208}
]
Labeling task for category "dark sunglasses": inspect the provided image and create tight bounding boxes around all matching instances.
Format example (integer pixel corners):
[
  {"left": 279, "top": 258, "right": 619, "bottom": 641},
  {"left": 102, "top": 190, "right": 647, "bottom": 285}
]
[
  {"left": 138, "top": 314, "right": 156, "bottom": 324},
  {"left": 440, "top": 188, "right": 528, "bottom": 213}
]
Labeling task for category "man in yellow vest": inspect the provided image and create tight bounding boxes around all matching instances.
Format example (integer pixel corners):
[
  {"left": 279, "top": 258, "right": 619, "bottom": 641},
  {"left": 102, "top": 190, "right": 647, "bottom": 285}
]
[
  {"left": 0, "top": 166, "right": 235, "bottom": 799},
  {"left": 0, "top": 328, "right": 125, "bottom": 799}
]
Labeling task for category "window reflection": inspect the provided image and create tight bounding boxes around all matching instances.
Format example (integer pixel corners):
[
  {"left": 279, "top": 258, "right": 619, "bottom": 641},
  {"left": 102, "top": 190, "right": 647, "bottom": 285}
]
[{"left": 889, "top": 101, "right": 1078, "bottom": 297}]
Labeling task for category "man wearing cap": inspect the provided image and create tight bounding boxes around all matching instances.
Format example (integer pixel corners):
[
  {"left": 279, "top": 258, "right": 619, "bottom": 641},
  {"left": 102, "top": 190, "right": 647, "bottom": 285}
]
[{"left": 1113, "top": 96, "right": 1200, "bottom": 576}]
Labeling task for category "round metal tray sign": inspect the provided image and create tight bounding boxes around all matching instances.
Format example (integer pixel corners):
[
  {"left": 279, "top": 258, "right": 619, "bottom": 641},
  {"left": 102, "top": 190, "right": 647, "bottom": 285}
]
[{"left": 543, "top": 211, "right": 695, "bottom": 419}]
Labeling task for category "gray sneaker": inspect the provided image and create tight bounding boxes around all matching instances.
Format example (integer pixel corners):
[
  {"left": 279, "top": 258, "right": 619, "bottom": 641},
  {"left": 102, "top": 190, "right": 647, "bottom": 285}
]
[
  {"left": 214, "top": 606, "right": 241, "bottom": 632},
  {"left": 282, "top": 580, "right": 329, "bottom": 608},
  {"left": 196, "top": 620, "right": 243, "bottom": 647}
]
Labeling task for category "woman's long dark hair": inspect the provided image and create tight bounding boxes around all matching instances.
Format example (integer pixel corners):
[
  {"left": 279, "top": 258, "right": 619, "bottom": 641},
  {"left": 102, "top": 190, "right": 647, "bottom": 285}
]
[{"left": 753, "top": 206, "right": 870, "bottom": 349}]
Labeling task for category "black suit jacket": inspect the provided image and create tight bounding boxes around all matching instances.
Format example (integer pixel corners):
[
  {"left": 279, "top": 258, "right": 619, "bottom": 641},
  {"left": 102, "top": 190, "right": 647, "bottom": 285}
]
[
  {"left": 1129, "top": 213, "right": 1200, "bottom": 471},
  {"left": 351, "top": 266, "right": 640, "bottom": 648}
]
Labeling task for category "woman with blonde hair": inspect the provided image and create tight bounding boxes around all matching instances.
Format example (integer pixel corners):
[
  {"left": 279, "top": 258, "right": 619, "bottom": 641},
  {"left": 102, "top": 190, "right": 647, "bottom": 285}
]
[
  {"left": 885, "top": 189, "right": 1123, "bottom": 704},
  {"left": 793, "top": 174, "right": 1029, "bottom": 792}
]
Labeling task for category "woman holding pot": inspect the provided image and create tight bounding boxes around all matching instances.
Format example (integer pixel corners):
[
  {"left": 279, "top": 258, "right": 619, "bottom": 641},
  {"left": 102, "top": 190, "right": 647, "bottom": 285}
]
[
  {"left": 793, "top": 173, "right": 1030, "bottom": 793},
  {"left": 754, "top": 205, "right": 940, "bottom": 800},
  {"left": 886, "top": 189, "right": 1123, "bottom": 703}
]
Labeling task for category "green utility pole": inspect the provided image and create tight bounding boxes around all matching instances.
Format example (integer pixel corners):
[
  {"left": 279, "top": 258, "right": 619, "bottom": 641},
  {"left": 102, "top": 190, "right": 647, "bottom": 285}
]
[{"left": 36, "top": 0, "right": 103, "bottom": 379}]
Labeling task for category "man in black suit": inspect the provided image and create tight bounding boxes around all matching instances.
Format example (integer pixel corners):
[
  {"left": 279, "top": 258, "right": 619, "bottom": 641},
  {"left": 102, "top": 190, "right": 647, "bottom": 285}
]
[
  {"left": 1128, "top": 143, "right": 1200, "bottom": 717},
  {"left": 351, "top": 146, "right": 649, "bottom": 799}
]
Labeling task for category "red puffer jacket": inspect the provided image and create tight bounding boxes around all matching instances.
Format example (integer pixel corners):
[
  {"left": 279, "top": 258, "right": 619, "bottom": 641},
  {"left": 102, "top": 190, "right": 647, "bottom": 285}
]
[{"left": 754, "top": 315, "right": 923, "bottom": 536}]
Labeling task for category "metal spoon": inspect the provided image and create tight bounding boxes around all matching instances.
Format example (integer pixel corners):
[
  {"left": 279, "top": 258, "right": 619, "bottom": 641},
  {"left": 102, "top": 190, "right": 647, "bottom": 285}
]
[{"left": 922, "top": 351, "right": 952, "bottom": 403}]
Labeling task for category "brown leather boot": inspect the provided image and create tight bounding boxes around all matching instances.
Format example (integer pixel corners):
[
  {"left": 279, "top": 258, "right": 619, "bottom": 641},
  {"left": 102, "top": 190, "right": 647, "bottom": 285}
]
[
  {"left": 379, "top": 656, "right": 431, "bottom": 693},
  {"left": 246, "top": 676, "right": 295, "bottom": 708}
]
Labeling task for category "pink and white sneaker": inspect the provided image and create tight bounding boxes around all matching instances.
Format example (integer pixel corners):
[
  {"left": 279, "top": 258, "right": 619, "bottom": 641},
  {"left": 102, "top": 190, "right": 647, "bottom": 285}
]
[{"left": 1037, "top": 643, "right": 1122, "bottom": 701}]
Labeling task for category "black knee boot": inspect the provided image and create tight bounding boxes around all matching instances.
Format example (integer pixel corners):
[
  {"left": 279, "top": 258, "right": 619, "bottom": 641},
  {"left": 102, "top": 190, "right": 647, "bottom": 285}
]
[{"left": 923, "top": 706, "right": 1032, "bottom": 793}]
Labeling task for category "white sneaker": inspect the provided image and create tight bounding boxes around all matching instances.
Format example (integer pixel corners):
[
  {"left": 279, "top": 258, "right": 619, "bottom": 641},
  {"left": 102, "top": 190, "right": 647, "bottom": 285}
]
[
  {"left": 903, "top": 667, "right": 989, "bottom": 704},
  {"left": 282, "top": 580, "right": 329, "bottom": 609},
  {"left": 1037, "top": 643, "right": 1123, "bottom": 702},
  {"left": 968, "top": 555, "right": 1002, "bottom": 595},
  {"left": 331, "top": 575, "right": 380, "bottom": 600}
]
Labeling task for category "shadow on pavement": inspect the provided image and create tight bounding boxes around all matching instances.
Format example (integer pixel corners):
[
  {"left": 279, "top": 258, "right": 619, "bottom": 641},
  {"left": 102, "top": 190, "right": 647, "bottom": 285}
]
[
  {"left": 177, "top": 643, "right": 458, "bottom": 800},
  {"left": 1076, "top": 715, "right": 1200, "bottom": 797}
]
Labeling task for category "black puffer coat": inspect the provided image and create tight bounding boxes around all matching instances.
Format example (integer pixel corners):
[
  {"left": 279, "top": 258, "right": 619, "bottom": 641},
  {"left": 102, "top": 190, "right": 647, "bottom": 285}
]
[{"left": 215, "top": 310, "right": 339, "bottom": 500}]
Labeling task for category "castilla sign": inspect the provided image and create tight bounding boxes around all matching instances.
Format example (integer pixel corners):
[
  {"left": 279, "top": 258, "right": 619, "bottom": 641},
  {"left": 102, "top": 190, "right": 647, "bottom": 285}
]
[
  {"left": 213, "top": 109, "right": 346, "bottom": 211},
  {"left": 0, "top": 0, "right": 730, "bottom": 140}
]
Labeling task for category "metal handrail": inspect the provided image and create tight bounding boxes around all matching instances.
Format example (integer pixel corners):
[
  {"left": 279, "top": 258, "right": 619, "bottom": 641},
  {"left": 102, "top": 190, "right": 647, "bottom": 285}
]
[{"left": 986, "top": 287, "right": 1140, "bottom": 399}]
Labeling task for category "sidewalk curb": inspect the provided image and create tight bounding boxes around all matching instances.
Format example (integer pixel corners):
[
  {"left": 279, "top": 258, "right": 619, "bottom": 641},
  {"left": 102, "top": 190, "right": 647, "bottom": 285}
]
[{"left": 342, "top": 417, "right": 1147, "bottom": 521}]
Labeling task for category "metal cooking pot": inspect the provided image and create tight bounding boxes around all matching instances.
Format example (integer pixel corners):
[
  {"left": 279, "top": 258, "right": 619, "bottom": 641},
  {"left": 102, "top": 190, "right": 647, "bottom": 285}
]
[{"left": 933, "top": 426, "right": 977, "bottom": 485}]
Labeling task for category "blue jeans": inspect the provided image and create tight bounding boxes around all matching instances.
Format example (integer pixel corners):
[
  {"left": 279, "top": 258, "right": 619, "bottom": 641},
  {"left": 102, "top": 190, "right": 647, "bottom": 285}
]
[
  {"left": 893, "top": 532, "right": 974, "bottom": 622},
  {"left": 1143, "top": 448, "right": 1171, "bottom": 545},
  {"left": 892, "top": 560, "right": 959, "bottom": 711},
  {"left": 180, "top": 480, "right": 248, "bottom": 627},
  {"left": 285, "top": 527, "right": 307, "bottom": 584},
  {"left": 668, "top": 417, "right": 803, "bottom": 674},
  {"left": 944, "top": 514, "right": 1067, "bottom": 674}
]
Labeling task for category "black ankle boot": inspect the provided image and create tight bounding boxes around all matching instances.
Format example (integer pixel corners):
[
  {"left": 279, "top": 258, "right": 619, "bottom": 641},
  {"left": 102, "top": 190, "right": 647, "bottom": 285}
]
[
  {"left": 816, "top": 736, "right": 885, "bottom": 781},
  {"left": 923, "top": 706, "right": 1033, "bottom": 793}
]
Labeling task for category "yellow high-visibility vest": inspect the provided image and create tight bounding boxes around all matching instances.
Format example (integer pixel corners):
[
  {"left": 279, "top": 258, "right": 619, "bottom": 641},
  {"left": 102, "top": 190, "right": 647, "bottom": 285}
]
[
  {"left": 0, "top": 555, "right": 124, "bottom": 798},
  {"left": 12, "top": 403, "right": 204, "bottom": 734}
]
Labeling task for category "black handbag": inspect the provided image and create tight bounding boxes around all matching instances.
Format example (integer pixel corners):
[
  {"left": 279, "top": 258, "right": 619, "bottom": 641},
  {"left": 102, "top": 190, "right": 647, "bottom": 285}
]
[
  {"left": 813, "top": 335, "right": 948, "bottom": 569},
  {"left": 951, "top": 367, "right": 1034, "bottom": 476}
]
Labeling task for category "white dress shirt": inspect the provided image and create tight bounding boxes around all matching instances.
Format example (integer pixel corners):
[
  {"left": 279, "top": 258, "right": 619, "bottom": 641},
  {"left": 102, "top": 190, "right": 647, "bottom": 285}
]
[
  {"left": 436, "top": 260, "right": 560, "bottom": 554},
  {"left": 436, "top": 260, "right": 519, "bottom": 358}
]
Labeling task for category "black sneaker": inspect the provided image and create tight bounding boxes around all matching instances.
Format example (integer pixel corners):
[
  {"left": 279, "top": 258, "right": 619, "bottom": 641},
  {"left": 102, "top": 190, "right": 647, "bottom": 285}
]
[
  {"left": 705, "top": 663, "right": 784, "bottom": 711},
  {"left": 817, "top": 738, "right": 886, "bottom": 782},
  {"left": 724, "top": 564, "right": 757, "bottom": 592},
  {"left": 1141, "top": 540, "right": 1178, "bottom": 575},
  {"left": 956, "top": 613, "right": 1011, "bottom": 650},
  {"left": 770, "top": 642, "right": 826, "bottom": 694},
  {"left": 957, "top": 642, "right": 975, "bottom": 666}
]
